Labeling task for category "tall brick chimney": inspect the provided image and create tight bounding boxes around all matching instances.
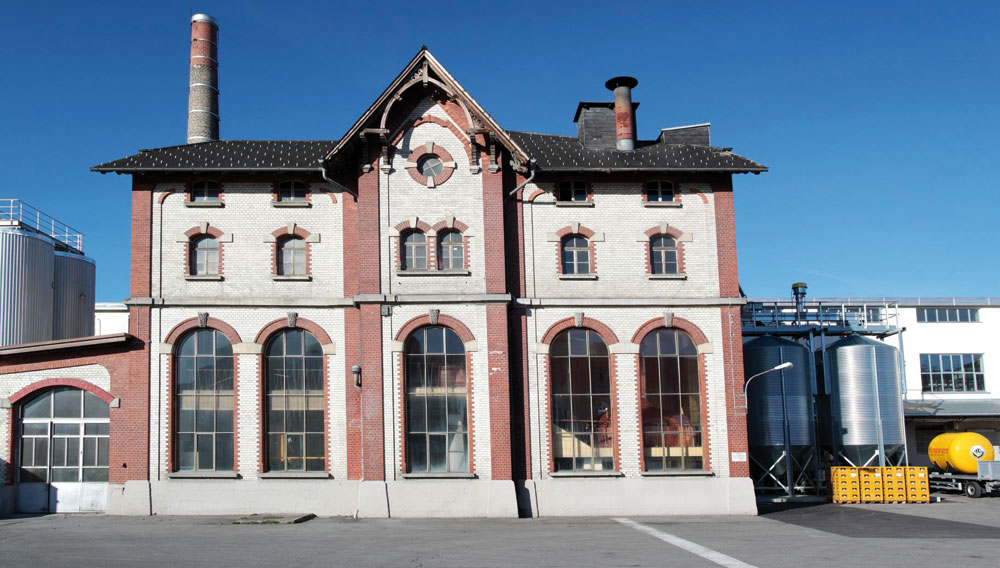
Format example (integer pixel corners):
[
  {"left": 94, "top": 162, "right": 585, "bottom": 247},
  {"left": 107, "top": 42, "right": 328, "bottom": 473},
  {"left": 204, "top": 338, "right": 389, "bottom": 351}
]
[
  {"left": 187, "top": 14, "right": 219, "bottom": 144},
  {"left": 605, "top": 76, "right": 638, "bottom": 151}
]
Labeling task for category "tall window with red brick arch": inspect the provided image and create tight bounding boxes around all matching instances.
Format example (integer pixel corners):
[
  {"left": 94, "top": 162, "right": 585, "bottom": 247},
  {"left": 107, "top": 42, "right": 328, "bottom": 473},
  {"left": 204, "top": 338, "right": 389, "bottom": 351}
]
[
  {"left": 639, "top": 329, "right": 703, "bottom": 471},
  {"left": 264, "top": 329, "right": 325, "bottom": 472},
  {"left": 550, "top": 329, "right": 614, "bottom": 472},
  {"left": 405, "top": 326, "right": 468, "bottom": 473},
  {"left": 174, "top": 329, "right": 234, "bottom": 472}
]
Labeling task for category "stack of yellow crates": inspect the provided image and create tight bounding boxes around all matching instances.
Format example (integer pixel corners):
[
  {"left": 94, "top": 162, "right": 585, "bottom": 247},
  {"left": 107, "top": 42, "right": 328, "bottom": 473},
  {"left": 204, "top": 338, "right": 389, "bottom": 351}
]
[
  {"left": 859, "top": 467, "right": 884, "bottom": 503},
  {"left": 830, "top": 466, "right": 860, "bottom": 503},
  {"left": 905, "top": 466, "right": 930, "bottom": 503},
  {"left": 882, "top": 467, "right": 907, "bottom": 503}
]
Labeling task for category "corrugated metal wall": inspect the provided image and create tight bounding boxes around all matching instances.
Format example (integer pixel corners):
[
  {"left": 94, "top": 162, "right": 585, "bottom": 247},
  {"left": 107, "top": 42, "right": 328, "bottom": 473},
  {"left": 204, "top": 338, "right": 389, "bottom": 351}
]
[
  {"left": 52, "top": 252, "right": 96, "bottom": 340},
  {"left": 0, "top": 229, "right": 55, "bottom": 345}
]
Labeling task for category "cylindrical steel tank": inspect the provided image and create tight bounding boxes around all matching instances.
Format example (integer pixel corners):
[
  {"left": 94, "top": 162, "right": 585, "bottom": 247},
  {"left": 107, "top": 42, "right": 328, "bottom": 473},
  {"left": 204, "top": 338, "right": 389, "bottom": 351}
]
[
  {"left": 743, "top": 336, "right": 815, "bottom": 491},
  {"left": 928, "top": 432, "right": 996, "bottom": 474},
  {"left": 824, "top": 335, "right": 905, "bottom": 466},
  {"left": 52, "top": 252, "right": 96, "bottom": 340},
  {"left": 0, "top": 229, "right": 55, "bottom": 346}
]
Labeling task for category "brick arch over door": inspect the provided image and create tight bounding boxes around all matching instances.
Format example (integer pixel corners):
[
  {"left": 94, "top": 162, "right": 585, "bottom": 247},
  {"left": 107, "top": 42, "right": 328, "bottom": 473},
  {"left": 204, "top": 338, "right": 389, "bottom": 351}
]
[
  {"left": 539, "top": 316, "right": 619, "bottom": 346},
  {"left": 9, "top": 378, "right": 114, "bottom": 405},
  {"left": 394, "top": 314, "right": 476, "bottom": 343},
  {"left": 630, "top": 316, "right": 712, "bottom": 472},
  {"left": 254, "top": 317, "right": 334, "bottom": 346},
  {"left": 164, "top": 316, "right": 243, "bottom": 346}
]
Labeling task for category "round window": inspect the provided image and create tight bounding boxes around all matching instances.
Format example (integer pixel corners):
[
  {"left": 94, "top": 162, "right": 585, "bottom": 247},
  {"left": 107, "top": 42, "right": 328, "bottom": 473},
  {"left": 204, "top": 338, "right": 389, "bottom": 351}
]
[{"left": 416, "top": 155, "right": 444, "bottom": 178}]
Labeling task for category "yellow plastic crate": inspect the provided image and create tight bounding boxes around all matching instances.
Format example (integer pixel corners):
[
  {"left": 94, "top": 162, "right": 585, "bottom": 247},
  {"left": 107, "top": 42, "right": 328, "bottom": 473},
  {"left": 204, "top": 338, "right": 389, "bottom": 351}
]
[
  {"left": 882, "top": 467, "right": 906, "bottom": 487},
  {"left": 883, "top": 488, "right": 907, "bottom": 503},
  {"left": 906, "top": 491, "right": 930, "bottom": 503}
]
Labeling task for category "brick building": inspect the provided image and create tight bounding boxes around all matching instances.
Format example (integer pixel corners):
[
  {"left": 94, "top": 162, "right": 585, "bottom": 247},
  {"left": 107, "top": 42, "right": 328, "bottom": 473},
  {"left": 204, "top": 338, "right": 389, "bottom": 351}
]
[{"left": 0, "top": 15, "right": 766, "bottom": 516}]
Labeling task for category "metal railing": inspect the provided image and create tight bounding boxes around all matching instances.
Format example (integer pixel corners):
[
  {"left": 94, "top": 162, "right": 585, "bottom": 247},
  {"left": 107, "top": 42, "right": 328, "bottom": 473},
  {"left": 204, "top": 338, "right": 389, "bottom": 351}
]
[
  {"left": 742, "top": 300, "right": 899, "bottom": 330},
  {"left": 0, "top": 199, "right": 84, "bottom": 252}
]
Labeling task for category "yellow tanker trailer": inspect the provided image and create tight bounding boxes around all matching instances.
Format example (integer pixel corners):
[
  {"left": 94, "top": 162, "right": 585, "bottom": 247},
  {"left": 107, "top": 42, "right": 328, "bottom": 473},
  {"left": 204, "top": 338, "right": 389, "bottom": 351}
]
[{"left": 927, "top": 432, "right": 1000, "bottom": 498}]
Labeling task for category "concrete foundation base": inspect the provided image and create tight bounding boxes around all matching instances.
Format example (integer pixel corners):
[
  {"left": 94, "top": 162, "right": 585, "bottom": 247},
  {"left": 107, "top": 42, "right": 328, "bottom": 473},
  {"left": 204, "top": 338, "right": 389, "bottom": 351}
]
[
  {"left": 107, "top": 481, "right": 152, "bottom": 515},
  {"left": 524, "top": 476, "right": 757, "bottom": 517},
  {"left": 0, "top": 484, "right": 14, "bottom": 517}
]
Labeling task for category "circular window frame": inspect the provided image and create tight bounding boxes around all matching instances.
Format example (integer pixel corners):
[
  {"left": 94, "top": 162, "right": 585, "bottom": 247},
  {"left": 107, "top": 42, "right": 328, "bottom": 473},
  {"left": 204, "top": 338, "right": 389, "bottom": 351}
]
[{"left": 405, "top": 142, "right": 456, "bottom": 188}]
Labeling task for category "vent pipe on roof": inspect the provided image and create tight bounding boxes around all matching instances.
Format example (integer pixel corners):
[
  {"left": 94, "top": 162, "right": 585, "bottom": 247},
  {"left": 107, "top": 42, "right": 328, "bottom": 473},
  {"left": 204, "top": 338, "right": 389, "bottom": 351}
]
[
  {"left": 605, "top": 76, "right": 638, "bottom": 151},
  {"left": 187, "top": 14, "right": 219, "bottom": 144},
  {"left": 792, "top": 282, "right": 808, "bottom": 322}
]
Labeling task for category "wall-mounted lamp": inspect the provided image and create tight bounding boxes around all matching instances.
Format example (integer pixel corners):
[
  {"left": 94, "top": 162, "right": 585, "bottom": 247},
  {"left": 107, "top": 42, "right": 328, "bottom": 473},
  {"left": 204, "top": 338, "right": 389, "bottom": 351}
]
[{"left": 352, "top": 364, "right": 362, "bottom": 388}]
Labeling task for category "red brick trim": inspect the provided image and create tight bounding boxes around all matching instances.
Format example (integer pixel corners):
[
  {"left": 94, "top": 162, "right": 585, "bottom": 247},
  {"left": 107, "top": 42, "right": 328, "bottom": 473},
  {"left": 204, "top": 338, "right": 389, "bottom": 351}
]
[
  {"left": 318, "top": 188, "right": 338, "bottom": 203},
  {"left": 390, "top": 114, "right": 474, "bottom": 164},
  {"left": 641, "top": 180, "right": 682, "bottom": 204},
  {"left": 631, "top": 316, "right": 708, "bottom": 345},
  {"left": 394, "top": 314, "right": 476, "bottom": 343},
  {"left": 157, "top": 189, "right": 176, "bottom": 204},
  {"left": 163, "top": 317, "right": 243, "bottom": 346},
  {"left": 404, "top": 142, "right": 457, "bottom": 187},
  {"left": 393, "top": 219, "right": 433, "bottom": 234},
  {"left": 539, "top": 316, "right": 619, "bottom": 346},
  {"left": 184, "top": 225, "right": 225, "bottom": 276},
  {"left": 9, "top": 378, "right": 115, "bottom": 405},
  {"left": 553, "top": 226, "right": 598, "bottom": 275},
  {"left": 713, "top": 179, "right": 739, "bottom": 298},
  {"left": 642, "top": 225, "right": 686, "bottom": 275},
  {"left": 430, "top": 220, "right": 471, "bottom": 271},
  {"left": 542, "top": 331, "right": 620, "bottom": 474},
  {"left": 253, "top": 317, "right": 334, "bottom": 346},
  {"left": 631, "top": 320, "right": 712, "bottom": 472},
  {"left": 185, "top": 179, "right": 225, "bottom": 204},
  {"left": 526, "top": 189, "right": 546, "bottom": 202},
  {"left": 270, "top": 226, "right": 313, "bottom": 276},
  {"left": 131, "top": 180, "right": 154, "bottom": 297},
  {"left": 720, "top": 306, "right": 749, "bottom": 477},
  {"left": 395, "top": 331, "right": 476, "bottom": 475}
]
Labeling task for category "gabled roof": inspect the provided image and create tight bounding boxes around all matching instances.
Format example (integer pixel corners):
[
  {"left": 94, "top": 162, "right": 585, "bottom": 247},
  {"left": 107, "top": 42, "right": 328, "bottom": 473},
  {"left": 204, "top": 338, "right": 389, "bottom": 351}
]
[
  {"left": 509, "top": 131, "right": 767, "bottom": 173},
  {"left": 323, "top": 47, "right": 529, "bottom": 166},
  {"left": 92, "top": 140, "right": 336, "bottom": 173}
]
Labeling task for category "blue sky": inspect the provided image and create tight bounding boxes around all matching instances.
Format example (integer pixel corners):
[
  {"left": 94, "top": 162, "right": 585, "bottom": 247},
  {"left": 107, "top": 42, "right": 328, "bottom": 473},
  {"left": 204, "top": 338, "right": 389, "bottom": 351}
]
[{"left": 1, "top": 1, "right": 997, "bottom": 301}]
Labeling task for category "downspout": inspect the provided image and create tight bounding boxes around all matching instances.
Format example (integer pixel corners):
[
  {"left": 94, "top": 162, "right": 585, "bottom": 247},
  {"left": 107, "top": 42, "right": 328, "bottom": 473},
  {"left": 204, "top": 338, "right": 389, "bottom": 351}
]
[{"left": 507, "top": 159, "right": 536, "bottom": 197}]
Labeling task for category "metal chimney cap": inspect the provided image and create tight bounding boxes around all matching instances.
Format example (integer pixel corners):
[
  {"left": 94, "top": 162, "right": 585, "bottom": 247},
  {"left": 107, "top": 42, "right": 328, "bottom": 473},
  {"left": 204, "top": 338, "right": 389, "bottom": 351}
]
[
  {"left": 605, "top": 76, "right": 638, "bottom": 90},
  {"left": 792, "top": 282, "right": 808, "bottom": 290},
  {"left": 191, "top": 14, "right": 218, "bottom": 25}
]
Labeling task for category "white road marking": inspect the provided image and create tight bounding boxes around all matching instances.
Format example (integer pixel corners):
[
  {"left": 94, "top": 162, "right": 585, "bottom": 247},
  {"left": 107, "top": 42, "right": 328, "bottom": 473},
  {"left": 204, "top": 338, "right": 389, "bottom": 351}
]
[{"left": 613, "top": 517, "right": 759, "bottom": 568}]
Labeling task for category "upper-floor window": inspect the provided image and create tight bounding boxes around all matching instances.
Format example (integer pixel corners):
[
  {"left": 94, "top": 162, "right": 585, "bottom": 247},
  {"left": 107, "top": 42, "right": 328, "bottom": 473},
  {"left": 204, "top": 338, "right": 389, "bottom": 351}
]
[
  {"left": 561, "top": 235, "right": 590, "bottom": 275},
  {"left": 645, "top": 181, "right": 675, "bottom": 202},
  {"left": 438, "top": 230, "right": 463, "bottom": 271},
  {"left": 190, "top": 236, "right": 219, "bottom": 276},
  {"left": 921, "top": 353, "right": 985, "bottom": 392},
  {"left": 401, "top": 231, "right": 427, "bottom": 271},
  {"left": 556, "top": 180, "right": 588, "bottom": 202},
  {"left": 191, "top": 180, "right": 220, "bottom": 202},
  {"left": 916, "top": 308, "right": 980, "bottom": 323},
  {"left": 277, "top": 181, "right": 308, "bottom": 202},
  {"left": 277, "top": 237, "right": 307, "bottom": 276},
  {"left": 650, "top": 235, "right": 678, "bottom": 275}
]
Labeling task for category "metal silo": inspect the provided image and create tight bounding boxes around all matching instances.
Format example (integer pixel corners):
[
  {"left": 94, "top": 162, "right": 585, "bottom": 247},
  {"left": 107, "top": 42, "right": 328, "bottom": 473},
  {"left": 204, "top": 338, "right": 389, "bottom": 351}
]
[
  {"left": 0, "top": 228, "right": 55, "bottom": 345},
  {"left": 743, "top": 336, "right": 817, "bottom": 495},
  {"left": 52, "top": 252, "right": 96, "bottom": 340},
  {"left": 824, "top": 334, "right": 905, "bottom": 467}
]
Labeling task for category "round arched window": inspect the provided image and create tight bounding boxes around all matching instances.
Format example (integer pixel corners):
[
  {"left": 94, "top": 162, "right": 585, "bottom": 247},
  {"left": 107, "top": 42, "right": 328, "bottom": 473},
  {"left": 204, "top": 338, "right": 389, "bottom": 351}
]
[
  {"left": 265, "top": 329, "right": 325, "bottom": 472},
  {"left": 639, "top": 328, "right": 702, "bottom": 471}
]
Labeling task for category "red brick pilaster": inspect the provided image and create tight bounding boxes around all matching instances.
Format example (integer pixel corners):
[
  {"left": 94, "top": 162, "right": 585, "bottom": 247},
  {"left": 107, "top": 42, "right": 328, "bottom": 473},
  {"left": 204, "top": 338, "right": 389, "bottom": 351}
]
[
  {"left": 357, "top": 158, "right": 385, "bottom": 481},
  {"left": 714, "top": 176, "right": 749, "bottom": 477}
]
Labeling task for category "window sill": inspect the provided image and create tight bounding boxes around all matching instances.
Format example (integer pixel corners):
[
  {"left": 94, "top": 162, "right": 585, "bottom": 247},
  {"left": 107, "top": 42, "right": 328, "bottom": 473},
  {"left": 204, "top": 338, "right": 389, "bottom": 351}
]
[
  {"left": 271, "top": 201, "right": 312, "bottom": 208},
  {"left": 167, "top": 471, "right": 239, "bottom": 479},
  {"left": 272, "top": 275, "right": 312, "bottom": 281},
  {"left": 643, "top": 201, "right": 682, "bottom": 208},
  {"left": 641, "top": 470, "right": 715, "bottom": 477},
  {"left": 554, "top": 201, "right": 594, "bottom": 208},
  {"left": 559, "top": 274, "right": 598, "bottom": 280},
  {"left": 396, "top": 270, "right": 471, "bottom": 277},
  {"left": 402, "top": 472, "right": 478, "bottom": 479},
  {"left": 549, "top": 470, "right": 622, "bottom": 478},
  {"left": 258, "top": 471, "right": 330, "bottom": 479},
  {"left": 184, "top": 201, "right": 224, "bottom": 208},
  {"left": 185, "top": 275, "right": 224, "bottom": 281},
  {"left": 919, "top": 391, "right": 990, "bottom": 395},
  {"left": 647, "top": 273, "right": 687, "bottom": 280}
]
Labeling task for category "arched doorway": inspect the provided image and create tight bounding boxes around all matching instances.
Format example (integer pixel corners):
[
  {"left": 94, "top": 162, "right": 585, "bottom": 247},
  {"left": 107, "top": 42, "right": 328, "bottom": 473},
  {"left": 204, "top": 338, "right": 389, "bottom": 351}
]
[{"left": 16, "top": 386, "right": 110, "bottom": 512}]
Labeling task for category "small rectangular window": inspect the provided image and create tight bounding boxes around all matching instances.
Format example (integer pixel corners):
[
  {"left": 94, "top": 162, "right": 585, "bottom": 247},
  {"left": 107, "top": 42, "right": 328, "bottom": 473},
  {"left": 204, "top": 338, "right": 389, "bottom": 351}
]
[
  {"left": 920, "top": 353, "right": 986, "bottom": 392},
  {"left": 277, "top": 181, "right": 308, "bottom": 202},
  {"left": 191, "top": 181, "right": 220, "bottom": 202},
  {"left": 556, "top": 180, "right": 588, "bottom": 202},
  {"left": 917, "top": 308, "right": 979, "bottom": 323}
]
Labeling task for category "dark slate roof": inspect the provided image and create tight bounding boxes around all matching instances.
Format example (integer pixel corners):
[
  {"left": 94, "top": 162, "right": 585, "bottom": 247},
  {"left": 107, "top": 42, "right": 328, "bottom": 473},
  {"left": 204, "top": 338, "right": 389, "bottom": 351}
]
[
  {"left": 508, "top": 131, "right": 767, "bottom": 173},
  {"left": 92, "top": 140, "right": 337, "bottom": 173},
  {"left": 92, "top": 134, "right": 767, "bottom": 174}
]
